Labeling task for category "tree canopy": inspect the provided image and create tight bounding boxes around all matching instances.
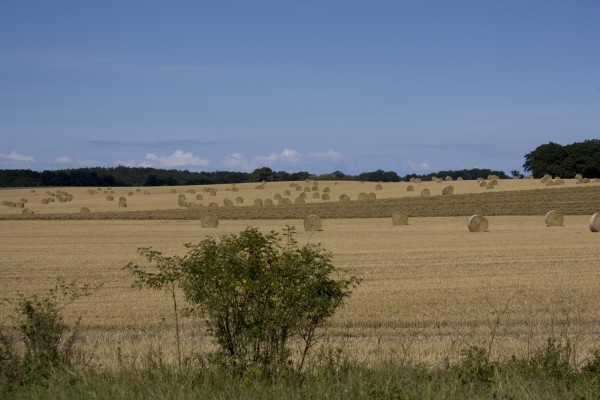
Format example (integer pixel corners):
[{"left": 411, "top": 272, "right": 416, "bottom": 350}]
[{"left": 523, "top": 139, "right": 600, "bottom": 178}]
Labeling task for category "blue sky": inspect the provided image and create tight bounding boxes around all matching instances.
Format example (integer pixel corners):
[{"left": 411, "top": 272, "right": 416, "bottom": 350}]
[{"left": 1, "top": 1, "right": 598, "bottom": 175}]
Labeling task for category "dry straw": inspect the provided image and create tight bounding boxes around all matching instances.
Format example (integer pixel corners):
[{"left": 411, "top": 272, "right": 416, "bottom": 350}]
[
  {"left": 201, "top": 213, "right": 219, "bottom": 228},
  {"left": 575, "top": 174, "right": 583, "bottom": 180},
  {"left": 544, "top": 210, "right": 564, "bottom": 227},
  {"left": 391, "top": 212, "right": 408, "bottom": 226},
  {"left": 339, "top": 194, "right": 350, "bottom": 202},
  {"left": 589, "top": 213, "right": 599, "bottom": 232},
  {"left": 468, "top": 215, "right": 488, "bottom": 232},
  {"left": 304, "top": 215, "right": 322, "bottom": 231},
  {"left": 420, "top": 189, "right": 430, "bottom": 197},
  {"left": 442, "top": 186, "right": 454, "bottom": 195}
]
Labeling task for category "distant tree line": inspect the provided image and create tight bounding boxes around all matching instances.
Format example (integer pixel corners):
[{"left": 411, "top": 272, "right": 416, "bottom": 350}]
[{"left": 523, "top": 139, "right": 600, "bottom": 178}]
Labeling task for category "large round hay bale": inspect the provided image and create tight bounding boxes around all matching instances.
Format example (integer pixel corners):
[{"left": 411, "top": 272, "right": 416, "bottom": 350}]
[
  {"left": 479, "top": 181, "right": 487, "bottom": 187},
  {"left": 235, "top": 196, "right": 243, "bottom": 204},
  {"left": 442, "top": 186, "right": 454, "bottom": 195},
  {"left": 545, "top": 180, "right": 554, "bottom": 187},
  {"left": 201, "top": 213, "right": 219, "bottom": 228},
  {"left": 231, "top": 186, "right": 238, "bottom": 192},
  {"left": 323, "top": 187, "right": 331, "bottom": 193},
  {"left": 304, "top": 187, "right": 311, "bottom": 192},
  {"left": 208, "top": 202, "right": 219, "bottom": 209},
  {"left": 106, "top": 195, "right": 114, "bottom": 201},
  {"left": 576, "top": 179, "right": 583, "bottom": 184},
  {"left": 264, "top": 199, "right": 273, "bottom": 206},
  {"left": 575, "top": 174, "right": 583, "bottom": 180},
  {"left": 311, "top": 185, "right": 319, "bottom": 192},
  {"left": 7, "top": 202, "right": 16, "bottom": 208},
  {"left": 358, "top": 193, "right": 369, "bottom": 201},
  {"left": 304, "top": 215, "right": 322, "bottom": 231},
  {"left": 16, "top": 202, "right": 24, "bottom": 208},
  {"left": 477, "top": 177, "right": 484, "bottom": 183},
  {"left": 436, "top": 178, "right": 443, "bottom": 183},
  {"left": 321, "top": 193, "right": 330, "bottom": 201},
  {"left": 555, "top": 179, "right": 565, "bottom": 185},
  {"left": 312, "top": 192, "right": 321, "bottom": 199},
  {"left": 299, "top": 192, "right": 307, "bottom": 199},
  {"left": 223, "top": 198, "right": 233, "bottom": 207},
  {"left": 118, "top": 198, "right": 127, "bottom": 208},
  {"left": 368, "top": 192, "right": 376, "bottom": 200},
  {"left": 22, "top": 208, "right": 34, "bottom": 216},
  {"left": 468, "top": 215, "right": 488, "bottom": 232},
  {"left": 178, "top": 193, "right": 186, "bottom": 200},
  {"left": 391, "top": 212, "right": 408, "bottom": 226},
  {"left": 209, "top": 190, "right": 217, "bottom": 196},
  {"left": 445, "top": 176, "right": 452, "bottom": 181},
  {"left": 431, "top": 176, "right": 438, "bottom": 182},
  {"left": 196, "top": 194, "right": 204, "bottom": 200},
  {"left": 274, "top": 193, "right": 282, "bottom": 200},
  {"left": 87, "top": 189, "right": 95, "bottom": 195},
  {"left": 294, "top": 197, "right": 305, "bottom": 204},
  {"left": 283, "top": 190, "right": 291, "bottom": 196},
  {"left": 490, "top": 179, "right": 498, "bottom": 186},
  {"left": 375, "top": 184, "right": 383, "bottom": 191},
  {"left": 414, "top": 178, "right": 422, "bottom": 183},
  {"left": 544, "top": 210, "right": 564, "bottom": 227},
  {"left": 589, "top": 213, "right": 600, "bottom": 232},
  {"left": 406, "top": 185, "right": 414, "bottom": 192},
  {"left": 281, "top": 198, "right": 293, "bottom": 205},
  {"left": 254, "top": 198, "right": 263, "bottom": 206},
  {"left": 339, "top": 194, "right": 350, "bottom": 202},
  {"left": 136, "top": 188, "right": 142, "bottom": 192},
  {"left": 485, "top": 182, "right": 495, "bottom": 189},
  {"left": 80, "top": 207, "right": 91, "bottom": 214},
  {"left": 420, "top": 189, "right": 430, "bottom": 197},
  {"left": 457, "top": 177, "right": 464, "bottom": 181},
  {"left": 409, "top": 177, "right": 416, "bottom": 183}
]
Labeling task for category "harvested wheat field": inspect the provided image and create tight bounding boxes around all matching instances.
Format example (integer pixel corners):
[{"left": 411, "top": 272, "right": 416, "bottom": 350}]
[{"left": 1, "top": 213, "right": 600, "bottom": 368}]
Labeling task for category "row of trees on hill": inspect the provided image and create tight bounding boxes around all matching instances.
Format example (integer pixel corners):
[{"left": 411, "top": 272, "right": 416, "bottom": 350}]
[{"left": 523, "top": 139, "right": 600, "bottom": 178}]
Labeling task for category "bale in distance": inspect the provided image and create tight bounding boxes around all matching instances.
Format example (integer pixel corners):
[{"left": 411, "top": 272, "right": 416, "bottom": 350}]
[
  {"left": 445, "top": 176, "right": 452, "bottom": 181},
  {"left": 304, "top": 187, "right": 311, "bottom": 192},
  {"left": 283, "top": 190, "right": 291, "bottom": 196},
  {"left": 368, "top": 192, "right": 376, "bottom": 200},
  {"left": 590, "top": 213, "right": 600, "bottom": 232},
  {"left": 209, "top": 190, "right": 217, "bottom": 196},
  {"left": 196, "top": 194, "right": 204, "bottom": 200},
  {"left": 406, "top": 185, "right": 414, "bottom": 192},
  {"left": 178, "top": 194, "right": 186, "bottom": 200},
  {"left": 304, "top": 215, "right": 322, "bottom": 232},
  {"left": 479, "top": 181, "right": 487, "bottom": 187},
  {"left": 358, "top": 193, "right": 369, "bottom": 201},
  {"left": 201, "top": 213, "right": 219, "bottom": 228},
  {"left": 323, "top": 187, "right": 331, "bottom": 193},
  {"left": 457, "top": 177, "right": 464, "bottom": 181},
  {"left": 321, "top": 193, "right": 330, "bottom": 201},
  {"left": 80, "top": 207, "right": 91, "bottom": 214},
  {"left": 118, "top": 198, "right": 127, "bottom": 208},
  {"left": 41, "top": 198, "right": 49, "bottom": 204},
  {"left": 278, "top": 198, "right": 292, "bottom": 205},
  {"left": 420, "top": 189, "right": 430, "bottom": 197},
  {"left": 339, "top": 194, "right": 350, "bottom": 202},
  {"left": 391, "top": 212, "right": 408, "bottom": 226},
  {"left": 254, "top": 199, "right": 263, "bottom": 206},
  {"left": 375, "top": 184, "right": 383, "bottom": 191},
  {"left": 128, "top": 191, "right": 134, "bottom": 196},
  {"left": 208, "top": 202, "right": 219, "bottom": 209},
  {"left": 311, "top": 185, "right": 319, "bottom": 192},
  {"left": 106, "top": 195, "right": 114, "bottom": 201},
  {"left": 170, "top": 189, "right": 177, "bottom": 193},
  {"left": 178, "top": 200, "right": 188, "bottom": 208},
  {"left": 299, "top": 192, "right": 307, "bottom": 199},
  {"left": 312, "top": 192, "right": 320, "bottom": 199},
  {"left": 16, "top": 202, "right": 24, "bottom": 208},
  {"left": 7, "top": 202, "right": 16, "bottom": 208},
  {"left": 264, "top": 199, "right": 274, "bottom": 206},
  {"left": 294, "top": 197, "right": 305, "bottom": 204},
  {"left": 235, "top": 196, "right": 244, "bottom": 204},
  {"left": 575, "top": 174, "right": 583, "bottom": 180},
  {"left": 442, "top": 186, "right": 454, "bottom": 195},
  {"left": 468, "top": 215, "right": 488, "bottom": 232},
  {"left": 436, "top": 178, "right": 443, "bottom": 183},
  {"left": 485, "top": 182, "right": 495, "bottom": 189},
  {"left": 223, "top": 198, "right": 233, "bottom": 207},
  {"left": 47, "top": 198, "right": 54, "bottom": 203},
  {"left": 22, "top": 208, "right": 34, "bottom": 216},
  {"left": 544, "top": 210, "right": 564, "bottom": 227}
]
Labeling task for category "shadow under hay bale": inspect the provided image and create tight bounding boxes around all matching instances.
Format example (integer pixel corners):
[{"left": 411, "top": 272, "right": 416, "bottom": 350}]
[
  {"left": 391, "top": 212, "right": 408, "bottom": 226},
  {"left": 545, "top": 210, "right": 564, "bottom": 227},
  {"left": 304, "top": 215, "right": 322, "bottom": 231},
  {"left": 468, "top": 215, "right": 488, "bottom": 232},
  {"left": 201, "top": 213, "right": 219, "bottom": 228}
]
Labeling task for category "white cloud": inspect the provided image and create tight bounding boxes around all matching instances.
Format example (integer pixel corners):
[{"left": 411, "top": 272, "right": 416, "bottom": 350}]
[
  {"left": 221, "top": 152, "right": 250, "bottom": 171},
  {"left": 140, "top": 150, "right": 210, "bottom": 168},
  {"left": 54, "top": 156, "right": 72, "bottom": 164},
  {"left": 0, "top": 150, "right": 35, "bottom": 163},
  {"left": 308, "top": 150, "right": 343, "bottom": 163},
  {"left": 252, "top": 149, "right": 302, "bottom": 167},
  {"left": 405, "top": 160, "right": 430, "bottom": 171}
]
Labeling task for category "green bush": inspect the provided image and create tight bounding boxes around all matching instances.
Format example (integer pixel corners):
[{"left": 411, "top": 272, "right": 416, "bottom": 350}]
[{"left": 127, "top": 226, "right": 360, "bottom": 379}]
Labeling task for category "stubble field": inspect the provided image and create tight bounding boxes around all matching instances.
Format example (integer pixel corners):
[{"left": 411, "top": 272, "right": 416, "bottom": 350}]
[{"left": 1, "top": 179, "right": 600, "bottom": 369}]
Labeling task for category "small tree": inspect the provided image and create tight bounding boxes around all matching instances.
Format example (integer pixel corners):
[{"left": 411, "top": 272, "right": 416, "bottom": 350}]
[{"left": 128, "top": 226, "right": 360, "bottom": 378}]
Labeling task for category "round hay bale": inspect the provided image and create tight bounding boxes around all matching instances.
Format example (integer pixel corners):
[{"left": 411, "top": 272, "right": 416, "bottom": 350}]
[
  {"left": 490, "top": 179, "right": 498, "bottom": 186},
  {"left": 80, "top": 207, "right": 91, "bottom": 214},
  {"left": 196, "top": 194, "right": 203, "bottom": 200},
  {"left": 208, "top": 202, "right": 219, "bottom": 209},
  {"left": 87, "top": 189, "right": 95, "bottom": 195},
  {"left": 312, "top": 192, "right": 321, "bottom": 199},
  {"left": 41, "top": 198, "right": 48, "bottom": 204},
  {"left": 391, "top": 212, "right": 408, "bottom": 226},
  {"left": 358, "top": 193, "right": 369, "bottom": 201},
  {"left": 436, "top": 178, "right": 443, "bottom": 183},
  {"left": 106, "top": 195, "right": 114, "bottom": 201},
  {"left": 431, "top": 176, "right": 438, "bottom": 182},
  {"left": 406, "top": 185, "right": 414, "bottom": 192},
  {"left": 264, "top": 199, "right": 274, "bottom": 206},
  {"left": 118, "top": 199, "right": 127, "bottom": 208},
  {"left": 299, "top": 192, "right": 307, "bottom": 199},
  {"left": 231, "top": 186, "right": 238, "bottom": 192},
  {"left": 477, "top": 177, "right": 484, "bottom": 183},
  {"left": 541, "top": 175, "right": 551, "bottom": 183},
  {"left": 295, "top": 186, "right": 302, "bottom": 191},
  {"left": 16, "top": 202, "right": 24, "bottom": 208},
  {"left": 589, "top": 213, "right": 600, "bottom": 232},
  {"left": 544, "top": 210, "right": 564, "bottom": 227},
  {"left": 254, "top": 198, "right": 263, "bottom": 206},
  {"left": 304, "top": 215, "right": 322, "bottom": 232},
  {"left": 420, "top": 189, "right": 430, "bottom": 198},
  {"left": 201, "top": 213, "right": 219, "bottom": 228},
  {"left": 294, "top": 197, "right": 305, "bottom": 204},
  {"left": 414, "top": 178, "right": 422, "bottom": 183},
  {"left": 575, "top": 174, "right": 583, "bottom": 180},
  {"left": 457, "top": 177, "right": 464, "bottom": 181},
  {"left": 311, "top": 185, "right": 319, "bottom": 192},
  {"left": 445, "top": 176, "right": 452, "bottom": 181},
  {"left": 368, "top": 192, "right": 376, "bottom": 200},
  {"left": 468, "top": 215, "right": 488, "bottom": 232},
  {"left": 546, "top": 180, "right": 555, "bottom": 187},
  {"left": 555, "top": 179, "right": 565, "bottom": 185},
  {"left": 304, "top": 187, "right": 311, "bottom": 192},
  {"left": 136, "top": 188, "right": 142, "bottom": 192},
  {"left": 186, "top": 202, "right": 196, "bottom": 208},
  {"left": 209, "top": 190, "right": 217, "bottom": 196},
  {"left": 283, "top": 190, "right": 291, "bottom": 196},
  {"left": 321, "top": 193, "right": 330, "bottom": 201},
  {"left": 20, "top": 198, "right": 28, "bottom": 203},
  {"left": 375, "top": 184, "right": 383, "bottom": 191},
  {"left": 22, "top": 208, "right": 34, "bottom": 216},
  {"left": 485, "top": 182, "right": 495, "bottom": 189},
  {"left": 442, "top": 186, "right": 454, "bottom": 195},
  {"left": 339, "top": 194, "right": 350, "bottom": 202},
  {"left": 235, "top": 196, "right": 243, "bottom": 204},
  {"left": 409, "top": 177, "right": 416, "bottom": 183},
  {"left": 278, "top": 198, "right": 292, "bottom": 205},
  {"left": 289, "top": 183, "right": 297, "bottom": 187},
  {"left": 274, "top": 193, "right": 282, "bottom": 200},
  {"left": 223, "top": 199, "right": 233, "bottom": 207},
  {"left": 323, "top": 187, "right": 331, "bottom": 193},
  {"left": 479, "top": 181, "right": 487, "bottom": 187},
  {"left": 202, "top": 187, "right": 211, "bottom": 193}
]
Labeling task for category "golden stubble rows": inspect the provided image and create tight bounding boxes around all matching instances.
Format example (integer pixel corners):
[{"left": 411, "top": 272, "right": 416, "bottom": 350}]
[{"left": 1, "top": 216, "right": 599, "bottom": 367}]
